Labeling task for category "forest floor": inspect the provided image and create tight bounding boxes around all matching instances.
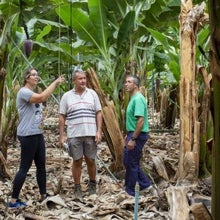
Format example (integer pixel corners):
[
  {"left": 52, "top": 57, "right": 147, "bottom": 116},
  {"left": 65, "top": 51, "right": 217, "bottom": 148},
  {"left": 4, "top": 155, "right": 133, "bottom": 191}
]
[{"left": 0, "top": 103, "right": 212, "bottom": 220}]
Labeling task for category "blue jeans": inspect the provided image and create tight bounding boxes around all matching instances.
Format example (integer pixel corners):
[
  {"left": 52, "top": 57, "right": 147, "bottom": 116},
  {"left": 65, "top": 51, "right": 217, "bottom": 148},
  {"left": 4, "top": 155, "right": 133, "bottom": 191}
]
[
  {"left": 12, "top": 134, "right": 46, "bottom": 199},
  {"left": 123, "top": 132, "right": 151, "bottom": 196}
]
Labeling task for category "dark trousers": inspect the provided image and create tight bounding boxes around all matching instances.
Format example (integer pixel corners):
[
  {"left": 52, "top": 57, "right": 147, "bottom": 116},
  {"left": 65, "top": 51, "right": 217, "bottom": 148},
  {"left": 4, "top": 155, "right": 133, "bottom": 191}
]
[
  {"left": 12, "top": 134, "right": 46, "bottom": 199},
  {"left": 123, "top": 132, "right": 151, "bottom": 196}
]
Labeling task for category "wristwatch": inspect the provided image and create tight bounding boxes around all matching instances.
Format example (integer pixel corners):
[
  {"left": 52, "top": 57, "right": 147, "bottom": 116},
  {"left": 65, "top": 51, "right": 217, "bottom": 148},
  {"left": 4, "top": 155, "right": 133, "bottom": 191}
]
[{"left": 131, "top": 136, "right": 137, "bottom": 141}]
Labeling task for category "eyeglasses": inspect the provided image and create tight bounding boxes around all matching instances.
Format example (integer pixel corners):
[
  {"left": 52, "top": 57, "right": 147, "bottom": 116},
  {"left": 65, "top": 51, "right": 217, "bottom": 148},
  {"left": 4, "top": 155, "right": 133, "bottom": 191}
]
[
  {"left": 30, "top": 73, "right": 39, "bottom": 77},
  {"left": 26, "top": 73, "right": 39, "bottom": 78}
]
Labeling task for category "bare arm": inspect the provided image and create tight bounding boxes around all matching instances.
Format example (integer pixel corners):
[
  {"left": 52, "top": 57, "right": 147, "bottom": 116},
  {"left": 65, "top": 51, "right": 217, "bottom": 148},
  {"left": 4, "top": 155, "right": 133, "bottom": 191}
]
[
  {"left": 29, "top": 76, "right": 65, "bottom": 103},
  {"left": 59, "top": 114, "right": 66, "bottom": 145},
  {"left": 127, "top": 116, "right": 144, "bottom": 150},
  {"left": 95, "top": 110, "right": 103, "bottom": 144},
  {"left": 132, "top": 116, "right": 144, "bottom": 139}
]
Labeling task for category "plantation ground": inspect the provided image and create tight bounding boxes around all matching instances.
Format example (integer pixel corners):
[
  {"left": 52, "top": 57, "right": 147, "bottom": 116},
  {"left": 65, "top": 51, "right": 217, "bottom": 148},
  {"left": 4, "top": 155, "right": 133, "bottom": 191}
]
[{"left": 0, "top": 104, "right": 211, "bottom": 219}]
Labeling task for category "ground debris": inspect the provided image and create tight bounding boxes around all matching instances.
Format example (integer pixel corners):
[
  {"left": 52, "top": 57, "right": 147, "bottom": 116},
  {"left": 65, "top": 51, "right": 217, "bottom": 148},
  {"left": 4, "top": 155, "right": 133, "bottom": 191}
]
[{"left": 1, "top": 104, "right": 211, "bottom": 220}]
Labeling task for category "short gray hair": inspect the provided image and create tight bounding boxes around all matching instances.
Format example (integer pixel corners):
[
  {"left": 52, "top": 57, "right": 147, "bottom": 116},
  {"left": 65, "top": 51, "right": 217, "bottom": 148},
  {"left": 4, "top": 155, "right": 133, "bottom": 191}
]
[
  {"left": 72, "top": 68, "right": 84, "bottom": 79},
  {"left": 128, "top": 75, "right": 140, "bottom": 87}
]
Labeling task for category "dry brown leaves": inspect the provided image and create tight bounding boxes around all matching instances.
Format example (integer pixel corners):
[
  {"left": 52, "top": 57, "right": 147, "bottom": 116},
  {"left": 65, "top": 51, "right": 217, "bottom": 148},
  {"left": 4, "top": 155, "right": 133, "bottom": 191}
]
[{"left": 0, "top": 104, "right": 211, "bottom": 219}]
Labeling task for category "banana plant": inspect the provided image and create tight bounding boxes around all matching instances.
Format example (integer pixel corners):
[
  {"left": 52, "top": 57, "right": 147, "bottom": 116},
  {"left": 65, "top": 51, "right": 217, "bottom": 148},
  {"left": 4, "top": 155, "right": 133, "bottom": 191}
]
[
  {"left": 0, "top": 0, "right": 185, "bottom": 135},
  {"left": 55, "top": 0, "right": 181, "bottom": 127},
  {"left": 0, "top": 1, "right": 21, "bottom": 161},
  {"left": 56, "top": 0, "right": 123, "bottom": 123},
  {"left": 0, "top": 0, "right": 67, "bottom": 167}
]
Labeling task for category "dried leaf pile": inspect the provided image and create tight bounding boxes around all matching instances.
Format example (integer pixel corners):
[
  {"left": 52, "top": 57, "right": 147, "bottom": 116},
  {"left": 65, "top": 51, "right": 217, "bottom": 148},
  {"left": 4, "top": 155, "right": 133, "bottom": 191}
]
[{"left": 0, "top": 104, "right": 211, "bottom": 219}]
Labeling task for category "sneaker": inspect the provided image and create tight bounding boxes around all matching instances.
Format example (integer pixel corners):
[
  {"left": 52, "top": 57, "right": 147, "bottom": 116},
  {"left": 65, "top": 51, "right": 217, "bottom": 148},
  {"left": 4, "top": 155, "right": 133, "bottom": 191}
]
[
  {"left": 74, "top": 184, "right": 83, "bottom": 201},
  {"left": 8, "top": 200, "right": 27, "bottom": 208},
  {"left": 88, "top": 181, "right": 96, "bottom": 195}
]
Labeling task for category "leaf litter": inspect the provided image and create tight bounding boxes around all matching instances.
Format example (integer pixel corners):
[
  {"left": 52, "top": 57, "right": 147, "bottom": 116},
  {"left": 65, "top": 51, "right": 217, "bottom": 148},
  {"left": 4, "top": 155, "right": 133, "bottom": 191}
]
[{"left": 0, "top": 104, "right": 211, "bottom": 219}]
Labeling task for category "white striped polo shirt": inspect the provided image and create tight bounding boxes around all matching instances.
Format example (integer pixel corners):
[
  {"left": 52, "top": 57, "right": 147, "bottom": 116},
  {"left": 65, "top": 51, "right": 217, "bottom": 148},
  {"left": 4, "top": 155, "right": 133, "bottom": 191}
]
[{"left": 59, "top": 88, "right": 101, "bottom": 138}]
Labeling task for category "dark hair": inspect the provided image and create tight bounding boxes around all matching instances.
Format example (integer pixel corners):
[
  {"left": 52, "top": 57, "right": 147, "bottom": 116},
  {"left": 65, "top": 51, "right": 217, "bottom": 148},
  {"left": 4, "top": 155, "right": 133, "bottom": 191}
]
[
  {"left": 72, "top": 68, "right": 85, "bottom": 80},
  {"left": 22, "top": 67, "right": 36, "bottom": 86}
]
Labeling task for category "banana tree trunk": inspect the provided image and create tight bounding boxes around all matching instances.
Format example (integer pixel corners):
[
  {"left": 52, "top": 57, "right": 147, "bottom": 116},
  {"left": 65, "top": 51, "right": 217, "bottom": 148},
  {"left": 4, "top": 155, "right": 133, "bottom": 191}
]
[
  {"left": 86, "top": 68, "right": 124, "bottom": 173},
  {"left": 0, "top": 68, "right": 12, "bottom": 179},
  {"left": 198, "top": 67, "right": 212, "bottom": 177},
  {"left": 160, "top": 86, "right": 178, "bottom": 129},
  {"left": 209, "top": 0, "right": 220, "bottom": 218},
  {"left": 178, "top": 1, "right": 206, "bottom": 183},
  {"left": 0, "top": 68, "right": 6, "bottom": 127}
]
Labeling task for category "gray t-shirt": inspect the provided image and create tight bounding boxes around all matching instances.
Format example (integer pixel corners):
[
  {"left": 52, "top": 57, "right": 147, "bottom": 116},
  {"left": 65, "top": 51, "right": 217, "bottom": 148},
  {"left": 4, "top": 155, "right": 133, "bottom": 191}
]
[{"left": 16, "top": 87, "right": 44, "bottom": 136}]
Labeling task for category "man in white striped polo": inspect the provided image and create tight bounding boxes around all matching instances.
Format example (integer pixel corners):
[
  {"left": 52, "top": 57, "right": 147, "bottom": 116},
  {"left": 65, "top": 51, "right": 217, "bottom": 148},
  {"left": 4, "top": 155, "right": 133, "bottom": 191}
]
[{"left": 59, "top": 69, "right": 102, "bottom": 201}]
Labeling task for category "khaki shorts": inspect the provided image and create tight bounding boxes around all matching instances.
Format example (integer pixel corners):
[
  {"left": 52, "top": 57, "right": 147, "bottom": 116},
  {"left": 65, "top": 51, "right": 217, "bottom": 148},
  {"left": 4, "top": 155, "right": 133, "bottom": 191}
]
[{"left": 67, "top": 136, "right": 97, "bottom": 160}]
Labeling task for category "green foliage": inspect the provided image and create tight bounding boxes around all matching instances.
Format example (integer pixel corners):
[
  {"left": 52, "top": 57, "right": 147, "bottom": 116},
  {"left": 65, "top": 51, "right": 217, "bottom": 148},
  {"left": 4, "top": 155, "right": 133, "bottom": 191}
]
[
  {"left": 117, "top": 11, "right": 135, "bottom": 52},
  {"left": 0, "top": 0, "right": 210, "bottom": 132},
  {"left": 196, "top": 25, "right": 210, "bottom": 66}
]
